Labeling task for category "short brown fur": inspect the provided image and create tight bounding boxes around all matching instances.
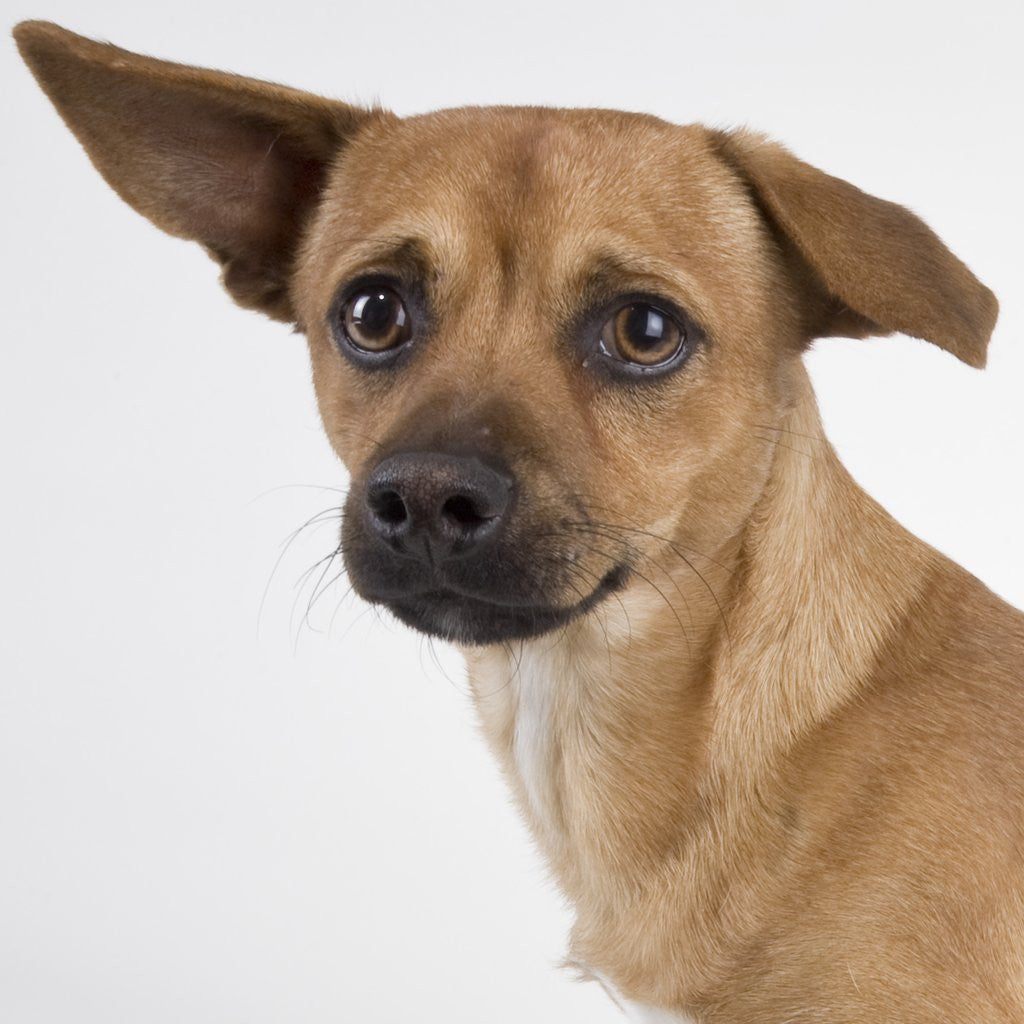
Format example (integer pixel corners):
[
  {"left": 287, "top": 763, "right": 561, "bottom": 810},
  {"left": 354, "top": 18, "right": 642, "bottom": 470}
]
[{"left": 16, "top": 21, "right": 1024, "bottom": 1022}]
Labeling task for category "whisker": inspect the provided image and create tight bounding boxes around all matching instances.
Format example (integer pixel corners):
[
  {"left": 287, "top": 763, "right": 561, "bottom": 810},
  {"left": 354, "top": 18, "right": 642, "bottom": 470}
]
[
  {"left": 292, "top": 546, "right": 344, "bottom": 650},
  {"left": 753, "top": 423, "right": 828, "bottom": 444},
  {"left": 258, "top": 504, "right": 344, "bottom": 636},
  {"left": 477, "top": 637, "right": 527, "bottom": 701},
  {"left": 569, "top": 498, "right": 742, "bottom": 581},
  {"left": 426, "top": 635, "right": 464, "bottom": 693},
  {"left": 570, "top": 505, "right": 734, "bottom": 656},
  {"left": 752, "top": 434, "right": 817, "bottom": 461},
  {"left": 246, "top": 482, "right": 347, "bottom": 506},
  {"left": 328, "top": 580, "right": 358, "bottom": 636},
  {"left": 305, "top": 563, "right": 348, "bottom": 623},
  {"left": 346, "top": 429, "right": 388, "bottom": 455}
]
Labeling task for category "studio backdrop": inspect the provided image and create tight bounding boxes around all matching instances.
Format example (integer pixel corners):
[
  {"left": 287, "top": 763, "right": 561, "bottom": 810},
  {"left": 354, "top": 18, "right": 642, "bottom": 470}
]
[{"left": 2, "top": 2, "right": 1022, "bottom": 1022}]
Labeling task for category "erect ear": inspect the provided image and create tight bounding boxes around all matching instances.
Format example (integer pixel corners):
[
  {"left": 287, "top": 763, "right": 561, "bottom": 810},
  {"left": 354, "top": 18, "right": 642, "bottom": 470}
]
[
  {"left": 709, "top": 129, "right": 998, "bottom": 368},
  {"left": 14, "top": 21, "right": 382, "bottom": 322}
]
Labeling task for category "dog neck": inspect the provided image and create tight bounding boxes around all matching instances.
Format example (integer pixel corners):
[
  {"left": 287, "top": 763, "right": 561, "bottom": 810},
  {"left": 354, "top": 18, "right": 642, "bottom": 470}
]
[{"left": 462, "top": 365, "right": 935, "bottom": 991}]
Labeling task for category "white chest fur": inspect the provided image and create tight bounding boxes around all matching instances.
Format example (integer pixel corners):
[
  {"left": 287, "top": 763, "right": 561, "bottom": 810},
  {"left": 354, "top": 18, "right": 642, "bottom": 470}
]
[
  {"left": 469, "top": 635, "right": 582, "bottom": 837},
  {"left": 467, "top": 623, "right": 698, "bottom": 1024},
  {"left": 510, "top": 642, "right": 562, "bottom": 830},
  {"left": 470, "top": 599, "right": 644, "bottom": 834}
]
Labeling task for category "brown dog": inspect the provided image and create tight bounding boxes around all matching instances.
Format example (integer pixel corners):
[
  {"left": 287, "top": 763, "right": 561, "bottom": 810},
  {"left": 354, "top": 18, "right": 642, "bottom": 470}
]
[{"left": 15, "top": 21, "right": 1024, "bottom": 1023}]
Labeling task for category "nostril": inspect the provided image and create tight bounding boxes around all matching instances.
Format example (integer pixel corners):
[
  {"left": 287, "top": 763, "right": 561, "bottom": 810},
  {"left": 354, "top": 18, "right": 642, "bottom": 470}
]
[
  {"left": 370, "top": 488, "right": 408, "bottom": 527},
  {"left": 442, "top": 494, "right": 490, "bottom": 530},
  {"left": 364, "top": 452, "right": 512, "bottom": 560}
]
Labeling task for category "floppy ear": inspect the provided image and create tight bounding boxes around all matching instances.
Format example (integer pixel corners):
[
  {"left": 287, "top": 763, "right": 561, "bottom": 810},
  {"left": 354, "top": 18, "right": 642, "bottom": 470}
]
[
  {"left": 14, "top": 21, "right": 381, "bottom": 322},
  {"left": 709, "top": 129, "right": 998, "bottom": 368}
]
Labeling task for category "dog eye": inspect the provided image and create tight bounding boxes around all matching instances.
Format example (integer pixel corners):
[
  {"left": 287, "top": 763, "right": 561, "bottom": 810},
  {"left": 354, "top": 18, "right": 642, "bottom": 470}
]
[
  {"left": 599, "top": 303, "right": 684, "bottom": 366},
  {"left": 341, "top": 287, "right": 411, "bottom": 353}
]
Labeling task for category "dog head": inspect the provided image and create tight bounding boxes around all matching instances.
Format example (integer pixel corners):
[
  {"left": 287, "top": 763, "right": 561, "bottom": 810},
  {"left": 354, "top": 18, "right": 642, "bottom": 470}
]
[{"left": 16, "top": 22, "right": 998, "bottom": 645}]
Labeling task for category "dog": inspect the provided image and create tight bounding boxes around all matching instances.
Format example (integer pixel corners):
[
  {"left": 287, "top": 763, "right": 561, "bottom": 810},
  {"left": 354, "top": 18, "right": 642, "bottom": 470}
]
[{"left": 15, "top": 20, "right": 1024, "bottom": 1022}]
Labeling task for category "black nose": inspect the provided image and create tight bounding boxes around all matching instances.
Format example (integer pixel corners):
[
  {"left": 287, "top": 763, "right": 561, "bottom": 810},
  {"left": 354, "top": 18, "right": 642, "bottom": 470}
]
[{"left": 364, "top": 452, "right": 514, "bottom": 564}]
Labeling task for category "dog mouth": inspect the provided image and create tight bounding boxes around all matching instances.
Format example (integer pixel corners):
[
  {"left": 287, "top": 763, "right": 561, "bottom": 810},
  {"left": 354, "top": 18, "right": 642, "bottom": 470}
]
[{"left": 381, "top": 564, "right": 630, "bottom": 645}]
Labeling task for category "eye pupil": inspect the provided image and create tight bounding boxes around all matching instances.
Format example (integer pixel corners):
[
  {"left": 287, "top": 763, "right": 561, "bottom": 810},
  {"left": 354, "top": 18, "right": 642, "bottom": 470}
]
[
  {"left": 341, "top": 286, "right": 411, "bottom": 354},
  {"left": 356, "top": 292, "right": 396, "bottom": 333},
  {"left": 625, "top": 305, "right": 666, "bottom": 348}
]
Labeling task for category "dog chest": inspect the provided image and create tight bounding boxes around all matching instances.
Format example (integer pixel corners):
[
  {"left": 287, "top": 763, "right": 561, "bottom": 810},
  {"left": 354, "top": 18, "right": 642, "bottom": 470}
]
[
  {"left": 470, "top": 639, "right": 571, "bottom": 838},
  {"left": 512, "top": 644, "right": 562, "bottom": 830}
]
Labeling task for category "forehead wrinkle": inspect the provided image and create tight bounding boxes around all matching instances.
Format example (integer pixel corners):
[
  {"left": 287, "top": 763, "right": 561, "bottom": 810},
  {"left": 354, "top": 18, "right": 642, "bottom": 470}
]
[
  {"left": 328, "top": 235, "right": 428, "bottom": 278},
  {"left": 317, "top": 211, "right": 473, "bottom": 302},
  {"left": 552, "top": 238, "right": 717, "bottom": 334}
]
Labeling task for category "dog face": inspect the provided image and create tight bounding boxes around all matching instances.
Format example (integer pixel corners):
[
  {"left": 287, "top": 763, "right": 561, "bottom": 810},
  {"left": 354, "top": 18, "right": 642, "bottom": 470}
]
[
  {"left": 295, "top": 110, "right": 798, "bottom": 643},
  {"left": 15, "top": 22, "right": 997, "bottom": 645}
]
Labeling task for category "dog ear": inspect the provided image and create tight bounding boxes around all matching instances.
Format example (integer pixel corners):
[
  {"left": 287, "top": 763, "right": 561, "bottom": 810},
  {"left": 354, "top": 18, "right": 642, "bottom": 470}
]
[
  {"left": 14, "top": 21, "right": 382, "bottom": 322},
  {"left": 709, "top": 129, "right": 998, "bottom": 368}
]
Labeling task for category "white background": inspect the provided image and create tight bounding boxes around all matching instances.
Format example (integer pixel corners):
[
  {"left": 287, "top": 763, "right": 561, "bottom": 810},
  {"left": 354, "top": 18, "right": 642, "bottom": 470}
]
[{"left": 2, "top": 2, "right": 1022, "bottom": 1021}]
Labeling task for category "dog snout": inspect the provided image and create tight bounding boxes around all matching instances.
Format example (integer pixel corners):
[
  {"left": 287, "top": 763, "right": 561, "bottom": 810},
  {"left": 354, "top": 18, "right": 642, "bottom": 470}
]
[{"left": 364, "top": 452, "right": 514, "bottom": 564}]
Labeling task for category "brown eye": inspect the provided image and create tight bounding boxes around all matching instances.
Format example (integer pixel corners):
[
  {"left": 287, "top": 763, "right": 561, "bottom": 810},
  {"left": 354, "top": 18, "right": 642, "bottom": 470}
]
[
  {"left": 342, "top": 287, "right": 411, "bottom": 352},
  {"left": 600, "top": 303, "right": 684, "bottom": 366}
]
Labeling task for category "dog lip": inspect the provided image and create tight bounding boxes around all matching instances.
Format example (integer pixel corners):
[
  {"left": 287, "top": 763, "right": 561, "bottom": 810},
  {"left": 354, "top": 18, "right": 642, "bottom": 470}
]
[
  {"left": 382, "top": 563, "right": 628, "bottom": 612},
  {"left": 378, "top": 564, "right": 631, "bottom": 644}
]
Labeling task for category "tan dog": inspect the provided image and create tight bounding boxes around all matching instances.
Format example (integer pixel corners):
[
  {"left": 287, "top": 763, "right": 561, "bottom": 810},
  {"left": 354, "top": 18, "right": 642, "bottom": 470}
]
[{"left": 16, "top": 21, "right": 1024, "bottom": 1023}]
